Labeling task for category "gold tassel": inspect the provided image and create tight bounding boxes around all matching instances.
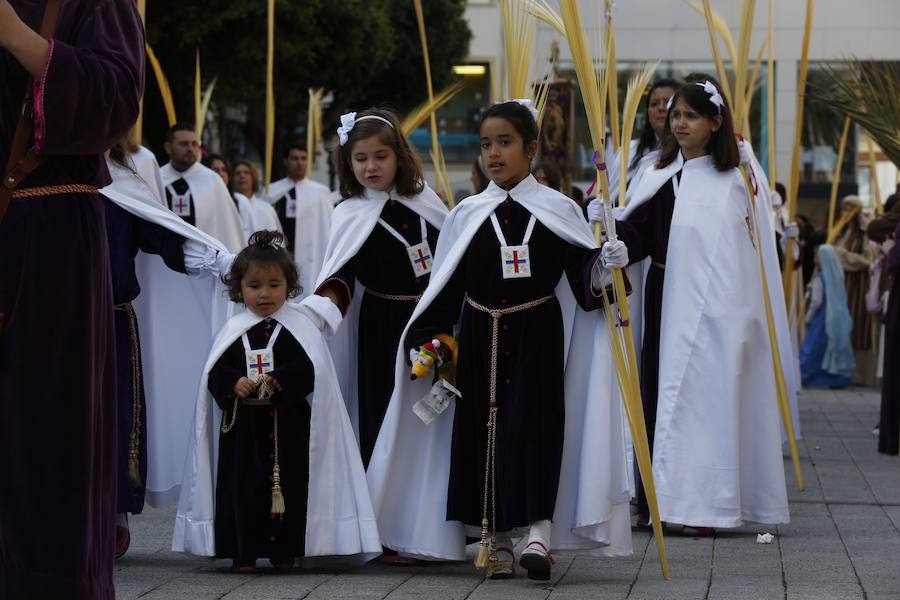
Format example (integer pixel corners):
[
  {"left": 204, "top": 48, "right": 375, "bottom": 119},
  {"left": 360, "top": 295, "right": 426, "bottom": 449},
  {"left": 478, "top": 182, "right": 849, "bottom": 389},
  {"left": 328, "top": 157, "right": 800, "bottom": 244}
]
[
  {"left": 271, "top": 464, "right": 285, "bottom": 516},
  {"left": 127, "top": 434, "right": 142, "bottom": 489},
  {"left": 474, "top": 518, "right": 489, "bottom": 568}
]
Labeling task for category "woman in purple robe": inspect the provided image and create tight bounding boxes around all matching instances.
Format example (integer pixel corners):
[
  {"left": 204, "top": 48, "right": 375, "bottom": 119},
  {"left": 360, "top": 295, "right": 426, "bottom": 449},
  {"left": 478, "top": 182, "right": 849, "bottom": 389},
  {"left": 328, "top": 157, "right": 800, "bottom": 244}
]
[{"left": 0, "top": 1, "right": 144, "bottom": 598}]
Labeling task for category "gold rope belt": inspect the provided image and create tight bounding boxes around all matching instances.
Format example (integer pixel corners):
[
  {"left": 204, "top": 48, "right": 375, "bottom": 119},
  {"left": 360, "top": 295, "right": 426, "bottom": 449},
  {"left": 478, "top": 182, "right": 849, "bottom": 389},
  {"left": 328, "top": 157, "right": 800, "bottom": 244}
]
[
  {"left": 114, "top": 302, "right": 143, "bottom": 489},
  {"left": 12, "top": 184, "right": 97, "bottom": 198},
  {"left": 365, "top": 288, "right": 422, "bottom": 303},
  {"left": 465, "top": 294, "right": 554, "bottom": 570}
]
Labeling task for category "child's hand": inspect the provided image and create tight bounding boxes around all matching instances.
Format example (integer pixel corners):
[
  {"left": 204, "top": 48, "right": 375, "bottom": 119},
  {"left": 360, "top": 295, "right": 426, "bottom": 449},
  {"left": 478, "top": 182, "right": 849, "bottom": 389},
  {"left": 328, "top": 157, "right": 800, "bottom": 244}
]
[
  {"left": 261, "top": 374, "right": 282, "bottom": 392},
  {"left": 233, "top": 377, "right": 255, "bottom": 399}
]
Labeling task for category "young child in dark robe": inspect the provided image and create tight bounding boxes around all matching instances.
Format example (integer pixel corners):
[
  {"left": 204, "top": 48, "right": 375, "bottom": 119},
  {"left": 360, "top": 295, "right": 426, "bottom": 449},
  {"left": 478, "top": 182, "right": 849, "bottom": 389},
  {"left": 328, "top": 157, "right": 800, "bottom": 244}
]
[{"left": 208, "top": 231, "right": 314, "bottom": 572}]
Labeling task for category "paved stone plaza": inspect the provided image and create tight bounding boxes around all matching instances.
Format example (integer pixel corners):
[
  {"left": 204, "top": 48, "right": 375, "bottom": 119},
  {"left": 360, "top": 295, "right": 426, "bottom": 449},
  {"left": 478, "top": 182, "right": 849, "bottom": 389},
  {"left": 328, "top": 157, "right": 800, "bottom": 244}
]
[{"left": 115, "top": 387, "right": 900, "bottom": 599}]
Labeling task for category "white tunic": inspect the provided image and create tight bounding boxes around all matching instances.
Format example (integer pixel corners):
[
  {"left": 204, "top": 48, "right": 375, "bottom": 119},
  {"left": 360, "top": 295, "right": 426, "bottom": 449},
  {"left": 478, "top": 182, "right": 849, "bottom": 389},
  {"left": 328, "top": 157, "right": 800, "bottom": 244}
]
[
  {"left": 267, "top": 177, "right": 334, "bottom": 298},
  {"left": 160, "top": 161, "right": 246, "bottom": 253},
  {"left": 625, "top": 155, "right": 790, "bottom": 528}
]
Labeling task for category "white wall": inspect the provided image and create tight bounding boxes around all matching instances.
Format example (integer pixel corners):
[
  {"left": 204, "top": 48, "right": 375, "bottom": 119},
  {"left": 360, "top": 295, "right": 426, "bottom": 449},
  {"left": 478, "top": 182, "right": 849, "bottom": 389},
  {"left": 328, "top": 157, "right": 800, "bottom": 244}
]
[{"left": 459, "top": 0, "right": 900, "bottom": 190}]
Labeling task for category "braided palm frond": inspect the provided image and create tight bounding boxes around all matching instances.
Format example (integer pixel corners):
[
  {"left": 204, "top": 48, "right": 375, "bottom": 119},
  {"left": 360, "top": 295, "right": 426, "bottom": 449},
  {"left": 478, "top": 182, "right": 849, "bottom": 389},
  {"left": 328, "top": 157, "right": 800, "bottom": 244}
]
[{"left": 810, "top": 60, "right": 900, "bottom": 168}]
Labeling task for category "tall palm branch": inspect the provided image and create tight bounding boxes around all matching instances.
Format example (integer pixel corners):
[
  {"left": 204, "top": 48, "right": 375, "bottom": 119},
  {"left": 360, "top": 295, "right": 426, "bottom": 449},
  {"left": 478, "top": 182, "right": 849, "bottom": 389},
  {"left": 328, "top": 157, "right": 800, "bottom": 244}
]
[{"left": 810, "top": 60, "right": 900, "bottom": 167}]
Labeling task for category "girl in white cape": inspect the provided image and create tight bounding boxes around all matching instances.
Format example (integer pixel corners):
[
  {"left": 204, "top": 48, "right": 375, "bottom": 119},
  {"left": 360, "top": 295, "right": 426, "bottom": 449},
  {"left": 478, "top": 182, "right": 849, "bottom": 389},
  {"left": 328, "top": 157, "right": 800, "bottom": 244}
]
[
  {"left": 589, "top": 79, "right": 789, "bottom": 533},
  {"left": 314, "top": 109, "right": 447, "bottom": 472},
  {"left": 366, "top": 101, "right": 633, "bottom": 581},
  {"left": 173, "top": 231, "right": 380, "bottom": 571}
]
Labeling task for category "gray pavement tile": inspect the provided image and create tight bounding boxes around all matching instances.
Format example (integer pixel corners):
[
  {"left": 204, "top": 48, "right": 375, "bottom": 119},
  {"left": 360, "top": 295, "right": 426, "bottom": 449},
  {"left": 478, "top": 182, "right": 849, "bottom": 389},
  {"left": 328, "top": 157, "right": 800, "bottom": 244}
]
[
  {"left": 627, "top": 577, "right": 709, "bottom": 600},
  {"left": 113, "top": 387, "right": 900, "bottom": 600},
  {"left": 884, "top": 506, "right": 900, "bottom": 533},
  {"left": 219, "top": 573, "right": 335, "bottom": 599},
  {"left": 786, "top": 581, "right": 865, "bottom": 600}
]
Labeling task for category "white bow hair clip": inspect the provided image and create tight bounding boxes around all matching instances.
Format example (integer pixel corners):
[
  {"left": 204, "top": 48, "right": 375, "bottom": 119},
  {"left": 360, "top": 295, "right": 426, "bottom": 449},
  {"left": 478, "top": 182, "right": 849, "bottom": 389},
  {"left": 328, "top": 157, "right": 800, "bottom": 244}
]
[
  {"left": 337, "top": 112, "right": 395, "bottom": 146},
  {"left": 697, "top": 80, "right": 725, "bottom": 113},
  {"left": 504, "top": 98, "right": 539, "bottom": 123}
]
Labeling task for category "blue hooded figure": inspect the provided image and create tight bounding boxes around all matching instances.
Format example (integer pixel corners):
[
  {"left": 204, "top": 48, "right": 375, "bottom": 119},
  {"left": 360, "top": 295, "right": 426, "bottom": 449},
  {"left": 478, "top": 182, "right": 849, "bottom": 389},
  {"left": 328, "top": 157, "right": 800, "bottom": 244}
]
[{"left": 800, "top": 244, "right": 856, "bottom": 387}]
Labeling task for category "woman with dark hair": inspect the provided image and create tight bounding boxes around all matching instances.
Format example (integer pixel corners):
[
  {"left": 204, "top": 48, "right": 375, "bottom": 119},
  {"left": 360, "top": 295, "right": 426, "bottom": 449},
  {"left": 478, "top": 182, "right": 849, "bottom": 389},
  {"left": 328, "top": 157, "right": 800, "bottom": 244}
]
[
  {"left": 607, "top": 78, "right": 680, "bottom": 204},
  {"left": 202, "top": 153, "right": 252, "bottom": 243},
  {"left": 233, "top": 160, "right": 282, "bottom": 237},
  {"left": 589, "top": 79, "right": 789, "bottom": 534}
]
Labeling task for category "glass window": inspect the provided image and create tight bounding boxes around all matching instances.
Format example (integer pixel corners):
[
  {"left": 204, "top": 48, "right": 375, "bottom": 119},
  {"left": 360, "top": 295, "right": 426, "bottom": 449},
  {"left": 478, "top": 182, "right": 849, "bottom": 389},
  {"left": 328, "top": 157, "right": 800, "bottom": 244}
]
[{"left": 409, "top": 62, "right": 492, "bottom": 165}]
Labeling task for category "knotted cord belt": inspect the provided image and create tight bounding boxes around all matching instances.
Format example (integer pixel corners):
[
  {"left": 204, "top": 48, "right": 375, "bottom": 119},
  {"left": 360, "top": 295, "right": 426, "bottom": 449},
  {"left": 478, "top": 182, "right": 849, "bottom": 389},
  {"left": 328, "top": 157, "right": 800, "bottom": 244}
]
[
  {"left": 465, "top": 294, "right": 554, "bottom": 570},
  {"left": 365, "top": 288, "right": 422, "bottom": 303},
  {"left": 114, "top": 302, "right": 143, "bottom": 489},
  {"left": 12, "top": 184, "right": 97, "bottom": 199}
]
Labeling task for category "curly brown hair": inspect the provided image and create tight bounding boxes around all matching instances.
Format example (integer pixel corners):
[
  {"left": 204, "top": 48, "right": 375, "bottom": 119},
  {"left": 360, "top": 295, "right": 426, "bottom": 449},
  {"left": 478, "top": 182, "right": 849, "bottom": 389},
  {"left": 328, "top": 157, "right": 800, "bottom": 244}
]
[
  {"left": 333, "top": 108, "right": 424, "bottom": 199},
  {"left": 222, "top": 231, "right": 301, "bottom": 302}
]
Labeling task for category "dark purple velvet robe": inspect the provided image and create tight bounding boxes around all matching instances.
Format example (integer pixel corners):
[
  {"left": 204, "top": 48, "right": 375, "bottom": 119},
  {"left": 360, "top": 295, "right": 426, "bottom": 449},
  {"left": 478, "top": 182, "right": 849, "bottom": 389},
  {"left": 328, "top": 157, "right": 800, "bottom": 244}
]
[
  {"left": 878, "top": 223, "right": 900, "bottom": 455},
  {"left": 0, "top": 2, "right": 144, "bottom": 599}
]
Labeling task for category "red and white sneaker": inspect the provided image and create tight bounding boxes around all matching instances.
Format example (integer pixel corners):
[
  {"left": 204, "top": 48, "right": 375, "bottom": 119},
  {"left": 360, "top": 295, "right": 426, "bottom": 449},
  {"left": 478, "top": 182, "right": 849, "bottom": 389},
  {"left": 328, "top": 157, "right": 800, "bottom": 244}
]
[{"left": 519, "top": 541, "right": 555, "bottom": 581}]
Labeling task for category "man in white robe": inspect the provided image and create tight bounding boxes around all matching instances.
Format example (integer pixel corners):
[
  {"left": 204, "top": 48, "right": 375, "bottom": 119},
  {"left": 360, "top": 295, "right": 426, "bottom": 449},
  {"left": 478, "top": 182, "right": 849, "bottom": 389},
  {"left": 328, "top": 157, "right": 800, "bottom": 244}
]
[
  {"left": 266, "top": 143, "right": 333, "bottom": 298},
  {"left": 160, "top": 123, "right": 246, "bottom": 253}
]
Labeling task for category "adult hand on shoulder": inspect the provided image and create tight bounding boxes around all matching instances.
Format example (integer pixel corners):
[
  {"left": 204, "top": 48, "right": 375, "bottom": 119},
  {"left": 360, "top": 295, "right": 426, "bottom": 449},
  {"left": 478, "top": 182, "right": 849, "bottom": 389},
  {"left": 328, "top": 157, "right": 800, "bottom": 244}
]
[{"left": 600, "top": 239, "right": 629, "bottom": 269}]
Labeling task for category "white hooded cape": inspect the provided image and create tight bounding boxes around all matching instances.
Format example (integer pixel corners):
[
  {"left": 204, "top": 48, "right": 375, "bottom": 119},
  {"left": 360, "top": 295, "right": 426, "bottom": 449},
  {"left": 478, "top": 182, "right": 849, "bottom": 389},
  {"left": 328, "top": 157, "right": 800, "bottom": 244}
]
[
  {"left": 101, "top": 159, "right": 235, "bottom": 508},
  {"left": 313, "top": 184, "right": 449, "bottom": 439},
  {"left": 623, "top": 155, "right": 789, "bottom": 527},
  {"left": 160, "top": 161, "right": 246, "bottom": 253},
  {"left": 366, "top": 175, "right": 633, "bottom": 560},
  {"left": 172, "top": 298, "right": 382, "bottom": 563},
  {"left": 266, "top": 177, "right": 334, "bottom": 299}
]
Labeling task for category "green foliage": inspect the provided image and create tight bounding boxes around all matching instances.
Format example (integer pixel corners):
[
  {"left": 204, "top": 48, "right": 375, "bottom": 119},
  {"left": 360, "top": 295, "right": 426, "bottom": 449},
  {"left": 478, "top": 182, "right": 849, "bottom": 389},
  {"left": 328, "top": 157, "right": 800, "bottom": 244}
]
[{"left": 142, "top": 0, "right": 471, "bottom": 162}]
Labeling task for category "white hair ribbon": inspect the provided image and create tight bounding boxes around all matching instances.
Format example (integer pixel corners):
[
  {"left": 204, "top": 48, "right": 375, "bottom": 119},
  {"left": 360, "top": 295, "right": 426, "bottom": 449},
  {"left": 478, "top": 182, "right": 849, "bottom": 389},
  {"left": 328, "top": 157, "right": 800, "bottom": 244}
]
[
  {"left": 500, "top": 98, "right": 540, "bottom": 123},
  {"left": 666, "top": 95, "right": 674, "bottom": 111},
  {"left": 696, "top": 81, "right": 725, "bottom": 113},
  {"left": 337, "top": 112, "right": 395, "bottom": 146}
]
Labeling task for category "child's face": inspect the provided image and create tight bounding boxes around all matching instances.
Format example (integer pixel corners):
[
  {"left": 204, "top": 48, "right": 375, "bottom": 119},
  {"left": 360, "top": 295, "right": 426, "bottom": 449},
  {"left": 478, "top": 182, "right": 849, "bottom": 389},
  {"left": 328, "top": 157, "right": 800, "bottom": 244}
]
[
  {"left": 480, "top": 117, "right": 537, "bottom": 188},
  {"left": 240, "top": 263, "right": 288, "bottom": 317},
  {"left": 351, "top": 135, "right": 398, "bottom": 193},
  {"left": 669, "top": 96, "right": 721, "bottom": 159}
]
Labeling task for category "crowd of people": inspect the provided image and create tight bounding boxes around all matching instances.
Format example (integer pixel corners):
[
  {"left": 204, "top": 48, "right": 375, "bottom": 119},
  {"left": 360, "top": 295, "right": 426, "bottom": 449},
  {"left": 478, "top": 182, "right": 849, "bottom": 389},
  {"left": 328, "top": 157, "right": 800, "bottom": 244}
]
[{"left": 2, "top": 1, "right": 898, "bottom": 599}]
